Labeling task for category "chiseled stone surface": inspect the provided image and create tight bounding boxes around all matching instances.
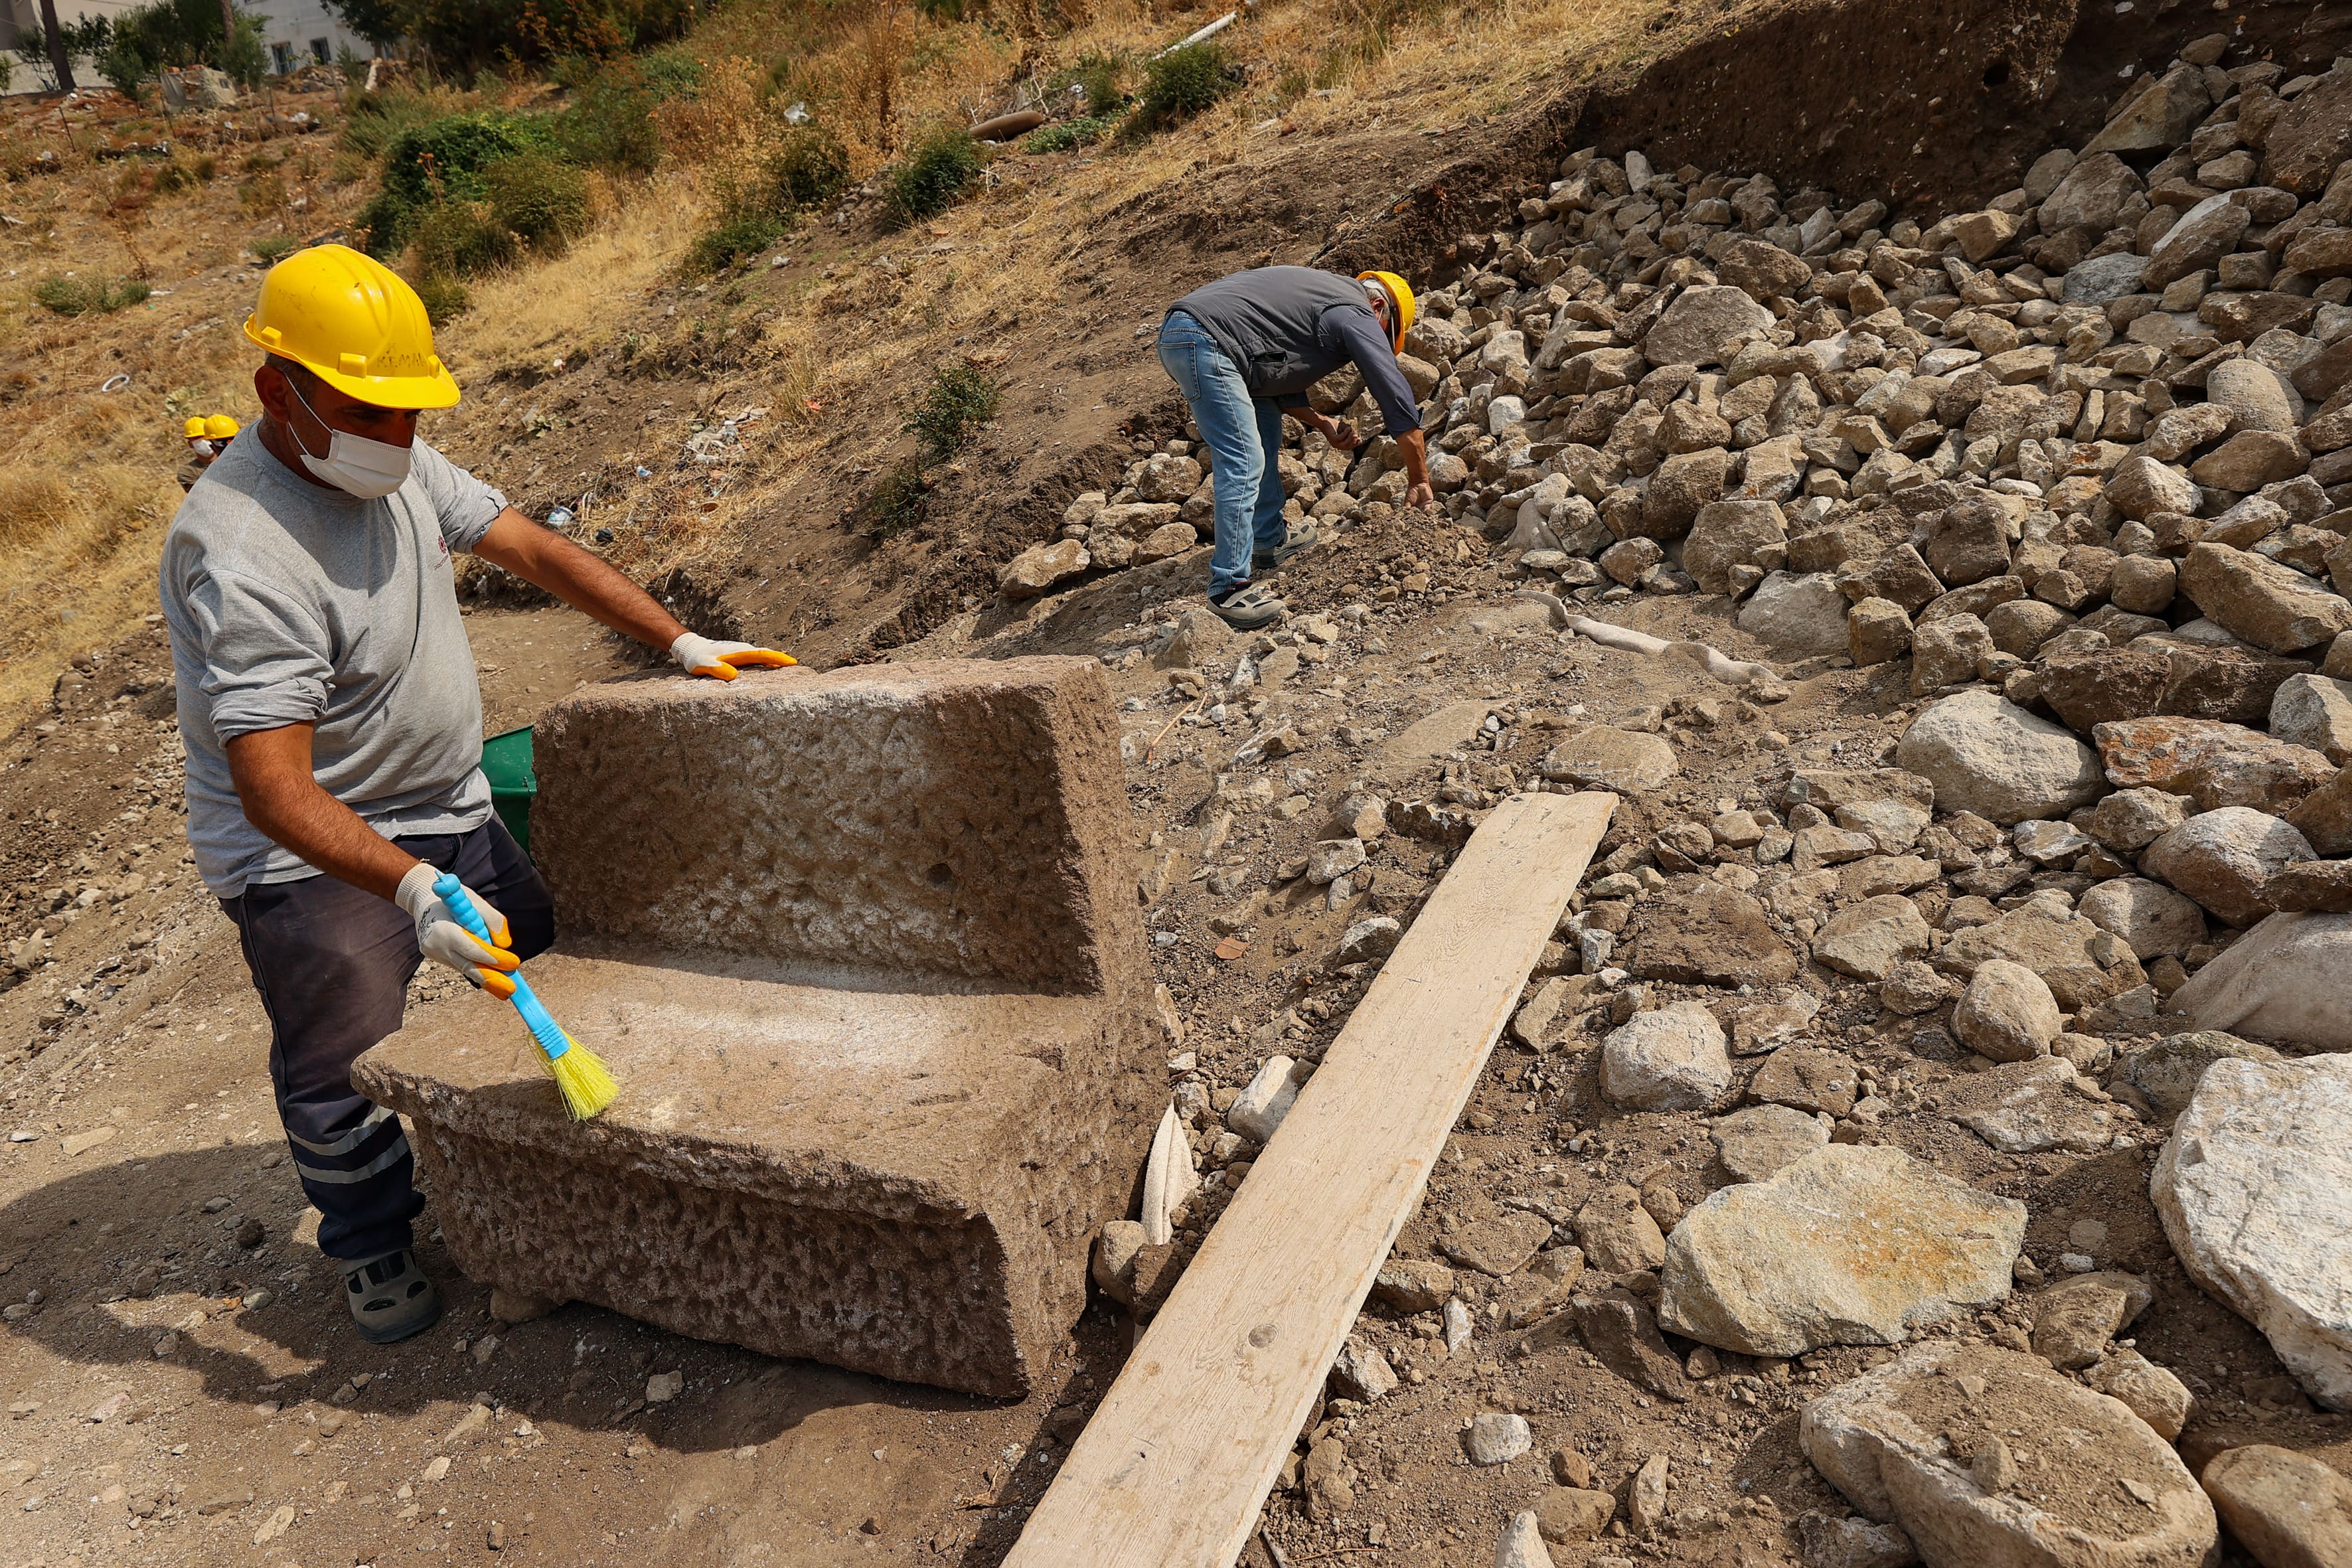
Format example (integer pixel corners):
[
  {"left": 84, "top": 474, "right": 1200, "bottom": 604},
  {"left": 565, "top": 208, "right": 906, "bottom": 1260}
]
[
  {"left": 1660, "top": 1145, "right": 2024, "bottom": 1357},
  {"left": 358, "top": 659, "right": 1158, "bottom": 1397}
]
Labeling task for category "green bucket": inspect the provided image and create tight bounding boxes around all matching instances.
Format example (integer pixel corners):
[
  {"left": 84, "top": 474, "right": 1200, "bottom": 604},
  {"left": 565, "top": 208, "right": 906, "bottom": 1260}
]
[{"left": 481, "top": 725, "right": 537, "bottom": 854}]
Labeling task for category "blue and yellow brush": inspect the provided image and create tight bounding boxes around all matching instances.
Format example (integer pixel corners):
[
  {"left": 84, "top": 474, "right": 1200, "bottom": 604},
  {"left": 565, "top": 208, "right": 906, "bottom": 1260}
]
[{"left": 434, "top": 873, "right": 619, "bottom": 1121}]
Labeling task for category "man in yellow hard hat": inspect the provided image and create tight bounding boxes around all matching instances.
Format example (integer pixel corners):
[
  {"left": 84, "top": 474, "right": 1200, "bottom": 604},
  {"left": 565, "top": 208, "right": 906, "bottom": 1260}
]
[
  {"left": 176, "top": 414, "right": 242, "bottom": 491},
  {"left": 1156, "top": 266, "right": 1435, "bottom": 630},
  {"left": 158, "top": 244, "right": 795, "bottom": 1344}
]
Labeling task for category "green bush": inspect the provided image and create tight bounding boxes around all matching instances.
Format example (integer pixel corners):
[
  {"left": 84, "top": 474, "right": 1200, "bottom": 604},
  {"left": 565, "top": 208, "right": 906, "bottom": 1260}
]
[
  {"left": 886, "top": 129, "right": 981, "bottom": 225},
  {"left": 1022, "top": 115, "right": 1113, "bottom": 155},
  {"left": 96, "top": 0, "right": 266, "bottom": 94},
  {"left": 356, "top": 110, "right": 553, "bottom": 258},
  {"left": 250, "top": 232, "right": 303, "bottom": 264},
  {"left": 904, "top": 360, "right": 1000, "bottom": 461},
  {"left": 685, "top": 207, "right": 783, "bottom": 274},
  {"left": 765, "top": 125, "right": 848, "bottom": 210},
  {"left": 1131, "top": 42, "right": 1231, "bottom": 132},
  {"left": 483, "top": 152, "right": 591, "bottom": 252},
  {"left": 32, "top": 276, "right": 151, "bottom": 315},
  {"left": 633, "top": 42, "right": 702, "bottom": 100},
  {"left": 414, "top": 272, "right": 470, "bottom": 324},
  {"left": 360, "top": 0, "right": 698, "bottom": 76}
]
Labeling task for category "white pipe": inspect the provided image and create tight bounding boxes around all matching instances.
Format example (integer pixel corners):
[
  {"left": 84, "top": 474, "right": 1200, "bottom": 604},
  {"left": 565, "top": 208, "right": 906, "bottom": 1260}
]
[{"left": 1154, "top": 11, "right": 1236, "bottom": 58}]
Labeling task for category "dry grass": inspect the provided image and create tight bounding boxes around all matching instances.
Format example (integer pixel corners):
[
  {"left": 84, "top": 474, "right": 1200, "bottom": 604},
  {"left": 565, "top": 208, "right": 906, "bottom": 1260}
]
[
  {"left": 441, "top": 175, "right": 709, "bottom": 372},
  {"left": 731, "top": 0, "right": 1677, "bottom": 459},
  {"left": 562, "top": 0, "right": 1673, "bottom": 591},
  {"left": 0, "top": 88, "right": 367, "bottom": 730},
  {"left": 0, "top": 0, "right": 1679, "bottom": 730}
]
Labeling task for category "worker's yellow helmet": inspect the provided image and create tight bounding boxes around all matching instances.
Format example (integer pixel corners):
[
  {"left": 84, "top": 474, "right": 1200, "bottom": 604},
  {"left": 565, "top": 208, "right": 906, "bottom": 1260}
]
[
  {"left": 183, "top": 416, "right": 208, "bottom": 438},
  {"left": 242, "top": 243, "right": 459, "bottom": 410},
  {"left": 204, "top": 414, "right": 241, "bottom": 439},
  {"left": 1358, "top": 270, "right": 1416, "bottom": 352}
]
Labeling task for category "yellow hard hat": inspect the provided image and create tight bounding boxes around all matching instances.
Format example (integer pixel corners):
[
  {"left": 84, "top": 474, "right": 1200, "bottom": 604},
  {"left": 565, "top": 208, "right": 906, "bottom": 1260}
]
[
  {"left": 184, "top": 416, "right": 208, "bottom": 438},
  {"left": 204, "top": 414, "right": 241, "bottom": 439},
  {"left": 1358, "top": 270, "right": 1416, "bottom": 351},
  {"left": 242, "top": 243, "right": 459, "bottom": 410}
]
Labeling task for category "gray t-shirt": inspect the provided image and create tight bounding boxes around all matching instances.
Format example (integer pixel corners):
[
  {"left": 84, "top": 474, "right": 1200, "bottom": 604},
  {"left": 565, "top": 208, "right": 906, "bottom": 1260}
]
[{"left": 159, "top": 429, "right": 509, "bottom": 897}]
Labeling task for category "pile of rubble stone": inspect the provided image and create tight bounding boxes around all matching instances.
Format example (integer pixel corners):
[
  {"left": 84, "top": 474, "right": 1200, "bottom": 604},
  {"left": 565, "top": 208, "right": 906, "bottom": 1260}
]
[
  {"left": 1015, "top": 33, "right": 2352, "bottom": 1049},
  {"left": 1016, "top": 30, "right": 2352, "bottom": 1568}
]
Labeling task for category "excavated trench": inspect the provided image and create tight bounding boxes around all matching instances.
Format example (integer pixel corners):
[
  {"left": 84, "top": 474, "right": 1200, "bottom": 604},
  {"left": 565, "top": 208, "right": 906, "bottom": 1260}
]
[{"left": 1332, "top": 0, "right": 2352, "bottom": 279}]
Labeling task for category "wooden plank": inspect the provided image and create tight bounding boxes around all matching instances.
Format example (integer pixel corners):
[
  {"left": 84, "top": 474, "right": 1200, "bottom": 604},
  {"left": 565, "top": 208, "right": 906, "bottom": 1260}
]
[{"left": 1004, "top": 790, "right": 1617, "bottom": 1568}]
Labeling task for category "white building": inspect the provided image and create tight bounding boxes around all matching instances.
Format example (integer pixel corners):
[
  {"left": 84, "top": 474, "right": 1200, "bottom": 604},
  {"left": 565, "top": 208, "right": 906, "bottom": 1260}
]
[
  {"left": 3, "top": 0, "right": 378, "bottom": 92},
  {"left": 246, "top": 0, "right": 376, "bottom": 76}
]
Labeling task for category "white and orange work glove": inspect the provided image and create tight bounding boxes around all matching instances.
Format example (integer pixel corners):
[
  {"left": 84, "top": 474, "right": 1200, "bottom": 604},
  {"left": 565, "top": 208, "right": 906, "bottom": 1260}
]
[
  {"left": 670, "top": 631, "right": 798, "bottom": 680},
  {"left": 394, "top": 863, "right": 520, "bottom": 998}
]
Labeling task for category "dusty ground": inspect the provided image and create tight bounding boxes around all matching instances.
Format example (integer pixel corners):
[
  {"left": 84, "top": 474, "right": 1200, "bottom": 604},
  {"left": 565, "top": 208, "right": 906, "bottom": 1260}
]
[
  {"left": 9, "top": 0, "right": 2352, "bottom": 1565},
  {"left": 7, "top": 551, "right": 2343, "bottom": 1568}
]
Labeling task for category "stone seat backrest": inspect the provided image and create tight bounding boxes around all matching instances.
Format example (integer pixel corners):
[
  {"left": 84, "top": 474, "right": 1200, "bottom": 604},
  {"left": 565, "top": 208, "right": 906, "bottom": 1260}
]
[{"left": 528, "top": 658, "right": 1137, "bottom": 997}]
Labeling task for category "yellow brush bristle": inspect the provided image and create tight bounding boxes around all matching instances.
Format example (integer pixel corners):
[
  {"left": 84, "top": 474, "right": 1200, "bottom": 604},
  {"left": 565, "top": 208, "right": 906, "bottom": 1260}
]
[{"left": 544, "top": 1033, "right": 619, "bottom": 1121}]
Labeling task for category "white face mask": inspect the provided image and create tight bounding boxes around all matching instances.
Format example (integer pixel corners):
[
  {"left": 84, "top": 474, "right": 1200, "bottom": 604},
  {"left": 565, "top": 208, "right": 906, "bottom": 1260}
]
[
  {"left": 187, "top": 438, "right": 215, "bottom": 459},
  {"left": 287, "top": 378, "right": 414, "bottom": 499}
]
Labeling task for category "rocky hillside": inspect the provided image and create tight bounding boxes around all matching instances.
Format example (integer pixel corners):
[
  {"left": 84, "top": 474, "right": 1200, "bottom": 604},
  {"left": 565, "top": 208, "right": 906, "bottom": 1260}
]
[{"left": 955, "top": 27, "right": 2352, "bottom": 1568}]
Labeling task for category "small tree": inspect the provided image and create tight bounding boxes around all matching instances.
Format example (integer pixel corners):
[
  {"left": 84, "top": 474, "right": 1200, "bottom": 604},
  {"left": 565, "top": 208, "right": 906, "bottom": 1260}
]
[{"left": 323, "top": 0, "right": 402, "bottom": 50}]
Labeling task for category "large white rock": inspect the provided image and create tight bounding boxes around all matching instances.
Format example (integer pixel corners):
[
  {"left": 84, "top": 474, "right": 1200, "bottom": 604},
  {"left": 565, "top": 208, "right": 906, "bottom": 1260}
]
[
  {"left": 1658, "top": 1145, "right": 2024, "bottom": 1357},
  {"left": 1897, "top": 690, "right": 2106, "bottom": 826},
  {"left": 1737, "top": 571, "right": 1852, "bottom": 655},
  {"left": 1496, "top": 1510, "right": 1555, "bottom": 1568},
  {"left": 2152, "top": 1052, "right": 2352, "bottom": 1409},
  {"left": 1599, "top": 1002, "right": 1731, "bottom": 1111},
  {"left": 2166, "top": 910, "right": 2352, "bottom": 1048},
  {"left": 1800, "top": 1343, "right": 2217, "bottom": 1568}
]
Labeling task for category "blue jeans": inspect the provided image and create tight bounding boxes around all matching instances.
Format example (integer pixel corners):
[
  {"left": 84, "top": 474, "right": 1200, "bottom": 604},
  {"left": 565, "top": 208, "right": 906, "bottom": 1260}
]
[
  {"left": 1156, "top": 311, "right": 1289, "bottom": 597},
  {"left": 221, "top": 819, "right": 553, "bottom": 1262}
]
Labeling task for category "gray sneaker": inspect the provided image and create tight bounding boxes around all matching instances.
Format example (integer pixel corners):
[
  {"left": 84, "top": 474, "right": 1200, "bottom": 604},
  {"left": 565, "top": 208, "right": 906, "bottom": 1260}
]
[
  {"left": 1252, "top": 520, "right": 1320, "bottom": 572},
  {"left": 1208, "top": 582, "right": 1286, "bottom": 630},
  {"left": 341, "top": 1249, "right": 441, "bottom": 1344}
]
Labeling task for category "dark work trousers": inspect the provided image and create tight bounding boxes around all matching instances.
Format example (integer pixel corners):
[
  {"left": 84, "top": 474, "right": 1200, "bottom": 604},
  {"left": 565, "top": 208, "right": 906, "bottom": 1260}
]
[{"left": 220, "top": 819, "right": 554, "bottom": 1264}]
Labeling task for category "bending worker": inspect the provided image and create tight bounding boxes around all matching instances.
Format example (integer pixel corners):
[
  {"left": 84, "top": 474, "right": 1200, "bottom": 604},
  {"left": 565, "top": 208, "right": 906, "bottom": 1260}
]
[
  {"left": 1156, "top": 265, "right": 1435, "bottom": 631},
  {"left": 159, "top": 245, "right": 795, "bottom": 1344}
]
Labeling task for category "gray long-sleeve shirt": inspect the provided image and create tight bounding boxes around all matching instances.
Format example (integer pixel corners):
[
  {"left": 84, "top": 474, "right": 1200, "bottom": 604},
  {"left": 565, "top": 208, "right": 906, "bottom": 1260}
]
[
  {"left": 1167, "top": 266, "right": 1423, "bottom": 435},
  {"left": 159, "top": 429, "right": 509, "bottom": 897}
]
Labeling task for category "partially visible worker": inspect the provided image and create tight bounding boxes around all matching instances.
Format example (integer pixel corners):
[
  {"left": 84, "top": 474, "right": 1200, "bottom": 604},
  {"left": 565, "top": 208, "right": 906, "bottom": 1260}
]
[
  {"left": 1156, "top": 265, "right": 1436, "bottom": 630},
  {"left": 177, "top": 413, "right": 241, "bottom": 491},
  {"left": 159, "top": 244, "right": 796, "bottom": 1345}
]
